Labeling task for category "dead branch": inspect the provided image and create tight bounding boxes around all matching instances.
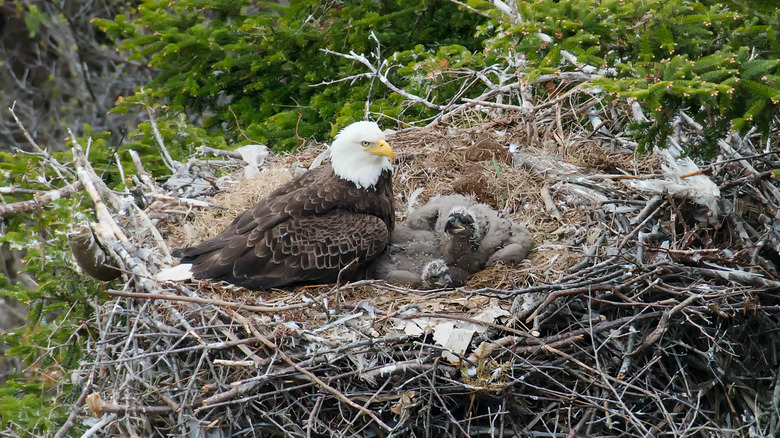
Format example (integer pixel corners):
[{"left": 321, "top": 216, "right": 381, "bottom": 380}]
[
  {"left": 103, "top": 289, "right": 314, "bottom": 313},
  {"left": 318, "top": 48, "right": 446, "bottom": 111},
  {"left": 0, "top": 181, "right": 83, "bottom": 216}
]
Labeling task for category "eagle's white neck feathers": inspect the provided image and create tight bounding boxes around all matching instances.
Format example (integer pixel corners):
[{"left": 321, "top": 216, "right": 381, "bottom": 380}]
[{"left": 329, "top": 121, "right": 393, "bottom": 189}]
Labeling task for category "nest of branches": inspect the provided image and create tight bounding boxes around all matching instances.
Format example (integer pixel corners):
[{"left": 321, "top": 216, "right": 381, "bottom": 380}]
[{"left": 46, "top": 88, "right": 780, "bottom": 438}]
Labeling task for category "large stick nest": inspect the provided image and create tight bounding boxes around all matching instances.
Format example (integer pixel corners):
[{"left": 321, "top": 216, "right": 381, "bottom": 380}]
[{"left": 70, "top": 96, "right": 780, "bottom": 437}]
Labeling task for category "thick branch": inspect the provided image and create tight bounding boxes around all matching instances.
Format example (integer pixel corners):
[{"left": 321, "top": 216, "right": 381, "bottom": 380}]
[
  {"left": 0, "top": 181, "right": 83, "bottom": 217},
  {"left": 104, "top": 289, "right": 314, "bottom": 313}
]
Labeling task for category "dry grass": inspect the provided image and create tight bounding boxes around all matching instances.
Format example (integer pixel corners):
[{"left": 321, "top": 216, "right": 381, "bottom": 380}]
[{"left": 165, "top": 166, "right": 293, "bottom": 249}]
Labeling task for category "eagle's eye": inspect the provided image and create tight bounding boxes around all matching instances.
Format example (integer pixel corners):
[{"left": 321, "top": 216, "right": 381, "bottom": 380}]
[{"left": 361, "top": 141, "right": 370, "bottom": 147}]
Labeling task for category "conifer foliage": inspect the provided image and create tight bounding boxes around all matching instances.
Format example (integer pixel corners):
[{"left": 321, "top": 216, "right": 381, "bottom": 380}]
[
  {"left": 94, "top": 0, "right": 488, "bottom": 150},
  {"left": 469, "top": 0, "right": 780, "bottom": 155},
  {"left": 90, "top": 0, "right": 780, "bottom": 156}
]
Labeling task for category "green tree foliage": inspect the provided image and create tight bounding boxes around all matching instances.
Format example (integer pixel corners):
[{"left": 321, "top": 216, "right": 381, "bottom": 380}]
[
  {"left": 0, "top": 146, "right": 104, "bottom": 435},
  {"left": 90, "top": 0, "right": 779, "bottom": 157},
  {"left": 468, "top": 0, "right": 780, "bottom": 155},
  {"left": 93, "top": 0, "right": 488, "bottom": 151}
]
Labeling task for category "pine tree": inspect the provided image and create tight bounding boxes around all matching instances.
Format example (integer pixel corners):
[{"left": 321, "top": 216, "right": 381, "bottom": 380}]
[{"left": 94, "top": 0, "right": 488, "bottom": 152}]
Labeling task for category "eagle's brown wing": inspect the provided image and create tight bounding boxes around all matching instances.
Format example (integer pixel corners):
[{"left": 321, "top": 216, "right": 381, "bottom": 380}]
[
  {"left": 191, "top": 210, "right": 388, "bottom": 290},
  {"left": 176, "top": 165, "right": 394, "bottom": 290},
  {"left": 177, "top": 166, "right": 333, "bottom": 256},
  {"left": 179, "top": 165, "right": 393, "bottom": 256}
]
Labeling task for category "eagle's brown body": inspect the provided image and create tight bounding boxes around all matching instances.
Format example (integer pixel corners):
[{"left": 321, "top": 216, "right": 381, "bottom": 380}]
[
  {"left": 177, "top": 166, "right": 394, "bottom": 290},
  {"left": 168, "top": 120, "right": 395, "bottom": 290},
  {"left": 177, "top": 164, "right": 394, "bottom": 290}
]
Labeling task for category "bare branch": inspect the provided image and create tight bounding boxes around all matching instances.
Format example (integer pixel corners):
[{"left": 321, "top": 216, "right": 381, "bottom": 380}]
[
  {"left": 0, "top": 181, "right": 83, "bottom": 217},
  {"left": 320, "top": 48, "right": 447, "bottom": 111}
]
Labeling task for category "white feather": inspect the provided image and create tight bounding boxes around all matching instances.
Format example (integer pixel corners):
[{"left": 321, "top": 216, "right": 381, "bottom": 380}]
[
  {"left": 406, "top": 187, "right": 425, "bottom": 215},
  {"left": 627, "top": 142, "right": 720, "bottom": 218},
  {"left": 155, "top": 264, "right": 194, "bottom": 282},
  {"left": 235, "top": 144, "right": 269, "bottom": 179}
]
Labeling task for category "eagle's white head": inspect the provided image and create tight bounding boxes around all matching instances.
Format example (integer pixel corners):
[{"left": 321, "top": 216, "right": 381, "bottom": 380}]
[{"left": 330, "top": 121, "right": 393, "bottom": 189}]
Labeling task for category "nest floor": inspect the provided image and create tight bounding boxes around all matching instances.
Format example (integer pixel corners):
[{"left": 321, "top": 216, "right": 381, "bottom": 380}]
[{"left": 76, "top": 106, "right": 780, "bottom": 437}]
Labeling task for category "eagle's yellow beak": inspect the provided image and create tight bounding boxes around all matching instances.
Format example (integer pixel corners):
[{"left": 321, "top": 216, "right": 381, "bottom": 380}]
[{"left": 366, "top": 139, "right": 393, "bottom": 161}]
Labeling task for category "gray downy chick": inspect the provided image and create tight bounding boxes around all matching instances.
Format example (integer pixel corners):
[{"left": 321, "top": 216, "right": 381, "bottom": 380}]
[
  {"left": 406, "top": 194, "right": 476, "bottom": 233},
  {"left": 412, "top": 194, "right": 532, "bottom": 273},
  {"left": 420, "top": 259, "right": 454, "bottom": 288},
  {"left": 441, "top": 206, "right": 487, "bottom": 274},
  {"left": 463, "top": 202, "right": 532, "bottom": 268},
  {"left": 373, "top": 227, "right": 459, "bottom": 288}
]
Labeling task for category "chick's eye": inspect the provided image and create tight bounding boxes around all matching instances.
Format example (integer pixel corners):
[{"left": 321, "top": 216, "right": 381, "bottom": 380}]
[{"left": 361, "top": 141, "right": 370, "bottom": 147}]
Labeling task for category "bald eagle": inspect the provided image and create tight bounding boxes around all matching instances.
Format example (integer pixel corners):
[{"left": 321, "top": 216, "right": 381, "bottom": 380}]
[{"left": 164, "top": 121, "right": 395, "bottom": 290}]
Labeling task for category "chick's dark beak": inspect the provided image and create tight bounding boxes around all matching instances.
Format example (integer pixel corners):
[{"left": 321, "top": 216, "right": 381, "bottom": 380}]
[
  {"left": 434, "top": 272, "right": 453, "bottom": 287},
  {"left": 444, "top": 216, "right": 465, "bottom": 234}
]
